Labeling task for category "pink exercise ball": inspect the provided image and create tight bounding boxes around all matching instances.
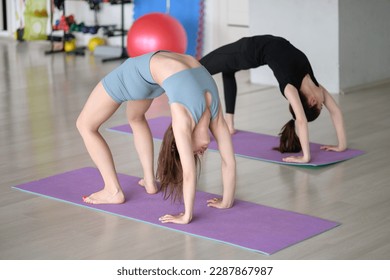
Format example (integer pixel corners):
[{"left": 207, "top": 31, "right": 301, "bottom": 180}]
[{"left": 127, "top": 13, "right": 187, "bottom": 57}]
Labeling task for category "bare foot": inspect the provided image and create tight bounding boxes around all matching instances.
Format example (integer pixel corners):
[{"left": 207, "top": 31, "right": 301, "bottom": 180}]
[
  {"left": 82, "top": 188, "right": 125, "bottom": 205},
  {"left": 138, "top": 178, "right": 158, "bottom": 194},
  {"left": 227, "top": 124, "right": 236, "bottom": 135},
  {"left": 224, "top": 114, "right": 236, "bottom": 134}
]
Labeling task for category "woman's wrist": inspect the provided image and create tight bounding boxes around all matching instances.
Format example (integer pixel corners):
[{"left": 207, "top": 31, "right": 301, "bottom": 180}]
[{"left": 221, "top": 197, "right": 234, "bottom": 208}]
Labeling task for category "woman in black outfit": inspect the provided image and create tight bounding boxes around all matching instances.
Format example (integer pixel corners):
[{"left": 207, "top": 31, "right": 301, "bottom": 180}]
[{"left": 200, "top": 35, "right": 347, "bottom": 164}]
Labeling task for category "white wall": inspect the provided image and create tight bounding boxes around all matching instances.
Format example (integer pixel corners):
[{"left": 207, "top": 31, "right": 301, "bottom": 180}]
[
  {"left": 339, "top": 0, "right": 390, "bottom": 91},
  {"left": 248, "top": 0, "right": 390, "bottom": 94},
  {"left": 0, "top": 0, "right": 19, "bottom": 37},
  {"left": 202, "top": 0, "right": 249, "bottom": 54},
  {"left": 202, "top": 0, "right": 219, "bottom": 53},
  {"left": 248, "top": 0, "right": 339, "bottom": 93}
]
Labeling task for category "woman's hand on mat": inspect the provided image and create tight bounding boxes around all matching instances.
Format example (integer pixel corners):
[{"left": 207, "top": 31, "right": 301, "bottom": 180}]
[
  {"left": 320, "top": 145, "right": 346, "bottom": 152},
  {"left": 159, "top": 213, "right": 191, "bottom": 224},
  {"left": 207, "top": 197, "right": 232, "bottom": 209},
  {"left": 282, "top": 155, "right": 310, "bottom": 163}
]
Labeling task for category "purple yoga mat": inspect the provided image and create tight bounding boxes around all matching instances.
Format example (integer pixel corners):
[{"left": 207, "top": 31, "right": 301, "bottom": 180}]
[
  {"left": 13, "top": 167, "right": 340, "bottom": 255},
  {"left": 108, "top": 116, "right": 365, "bottom": 167}
]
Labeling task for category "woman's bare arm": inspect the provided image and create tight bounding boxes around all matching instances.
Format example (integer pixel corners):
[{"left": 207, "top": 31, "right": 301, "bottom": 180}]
[
  {"left": 209, "top": 106, "right": 236, "bottom": 208},
  {"left": 159, "top": 104, "right": 196, "bottom": 224},
  {"left": 320, "top": 86, "right": 347, "bottom": 152},
  {"left": 283, "top": 84, "right": 311, "bottom": 163}
]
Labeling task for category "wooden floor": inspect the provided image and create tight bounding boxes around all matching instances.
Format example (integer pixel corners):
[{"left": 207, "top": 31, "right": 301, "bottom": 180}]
[{"left": 1, "top": 38, "right": 390, "bottom": 260}]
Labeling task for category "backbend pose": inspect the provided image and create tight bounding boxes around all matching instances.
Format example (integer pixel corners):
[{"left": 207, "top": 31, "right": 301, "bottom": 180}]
[
  {"left": 200, "top": 35, "right": 347, "bottom": 163},
  {"left": 77, "top": 51, "right": 236, "bottom": 224}
]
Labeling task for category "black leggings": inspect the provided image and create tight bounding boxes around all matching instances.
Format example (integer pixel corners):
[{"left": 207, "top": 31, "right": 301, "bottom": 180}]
[
  {"left": 221, "top": 72, "right": 237, "bottom": 114},
  {"left": 200, "top": 50, "right": 240, "bottom": 115}
]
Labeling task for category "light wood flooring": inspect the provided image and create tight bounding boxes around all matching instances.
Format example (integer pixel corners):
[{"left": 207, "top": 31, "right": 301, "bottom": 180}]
[{"left": 1, "top": 38, "right": 390, "bottom": 260}]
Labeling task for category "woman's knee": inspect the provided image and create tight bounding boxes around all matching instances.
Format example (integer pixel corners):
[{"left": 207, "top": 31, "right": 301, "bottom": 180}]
[
  {"left": 76, "top": 114, "right": 86, "bottom": 134},
  {"left": 128, "top": 115, "right": 147, "bottom": 128},
  {"left": 76, "top": 113, "right": 98, "bottom": 135}
]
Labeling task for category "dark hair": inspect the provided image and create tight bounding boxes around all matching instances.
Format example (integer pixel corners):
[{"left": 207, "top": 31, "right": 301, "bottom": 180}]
[
  {"left": 156, "top": 123, "right": 201, "bottom": 202},
  {"left": 274, "top": 91, "right": 321, "bottom": 153}
]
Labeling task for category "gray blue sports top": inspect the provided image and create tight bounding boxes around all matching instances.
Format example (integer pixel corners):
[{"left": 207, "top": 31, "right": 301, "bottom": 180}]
[
  {"left": 162, "top": 66, "right": 219, "bottom": 123},
  {"left": 102, "top": 52, "right": 164, "bottom": 102},
  {"left": 102, "top": 51, "right": 219, "bottom": 124}
]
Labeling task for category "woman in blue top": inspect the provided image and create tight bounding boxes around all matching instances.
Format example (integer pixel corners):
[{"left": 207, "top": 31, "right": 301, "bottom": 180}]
[
  {"left": 77, "top": 51, "right": 236, "bottom": 224},
  {"left": 200, "top": 35, "right": 347, "bottom": 164}
]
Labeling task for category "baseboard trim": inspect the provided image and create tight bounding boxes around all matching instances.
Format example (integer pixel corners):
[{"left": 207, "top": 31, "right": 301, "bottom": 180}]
[{"left": 341, "top": 78, "right": 390, "bottom": 94}]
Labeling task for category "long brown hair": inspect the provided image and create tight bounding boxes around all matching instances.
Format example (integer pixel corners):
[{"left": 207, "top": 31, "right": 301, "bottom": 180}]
[
  {"left": 274, "top": 91, "right": 321, "bottom": 153},
  {"left": 156, "top": 123, "right": 201, "bottom": 202}
]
